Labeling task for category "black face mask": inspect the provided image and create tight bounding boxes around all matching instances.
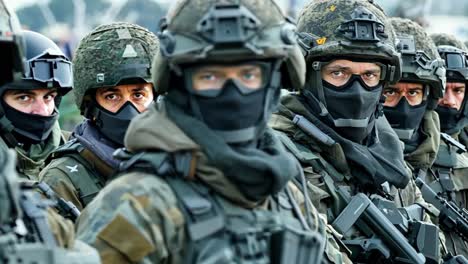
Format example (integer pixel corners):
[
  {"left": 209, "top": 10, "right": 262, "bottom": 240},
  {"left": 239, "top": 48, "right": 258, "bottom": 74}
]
[
  {"left": 436, "top": 105, "right": 460, "bottom": 133},
  {"left": 196, "top": 80, "right": 264, "bottom": 129},
  {"left": 322, "top": 76, "right": 382, "bottom": 143},
  {"left": 2, "top": 101, "right": 58, "bottom": 144},
  {"left": 94, "top": 101, "right": 141, "bottom": 146},
  {"left": 191, "top": 80, "right": 267, "bottom": 143},
  {"left": 384, "top": 97, "right": 427, "bottom": 141}
]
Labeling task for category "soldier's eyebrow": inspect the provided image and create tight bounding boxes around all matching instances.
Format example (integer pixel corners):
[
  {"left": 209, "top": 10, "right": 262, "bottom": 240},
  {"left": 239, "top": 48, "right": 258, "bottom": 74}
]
[
  {"left": 11, "top": 90, "right": 35, "bottom": 95},
  {"left": 363, "top": 68, "right": 381, "bottom": 74},
  {"left": 45, "top": 88, "right": 58, "bottom": 95},
  {"left": 131, "top": 87, "right": 149, "bottom": 92},
  {"left": 324, "top": 65, "right": 351, "bottom": 71},
  {"left": 100, "top": 87, "right": 119, "bottom": 93},
  {"left": 408, "top": 87, "right": 423, "bottom": 90}
]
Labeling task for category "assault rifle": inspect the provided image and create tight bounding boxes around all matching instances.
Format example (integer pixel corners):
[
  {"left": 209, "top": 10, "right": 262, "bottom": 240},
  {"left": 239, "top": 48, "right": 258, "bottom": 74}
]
[
  {"left": 330, "top": 182, "right": 439, "bottom": 264},
  {"left": 415, "top": 177, "right": 468, "bottom": 242},
  {"left": 35, "top": 182, "right": 81, "bottom": 222},
  {"left": 293, "top": 114, "right": 439, "bottom": 263}
]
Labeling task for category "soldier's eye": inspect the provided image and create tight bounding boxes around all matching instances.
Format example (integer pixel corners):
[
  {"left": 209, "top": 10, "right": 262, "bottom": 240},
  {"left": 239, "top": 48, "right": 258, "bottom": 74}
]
[
  {"left": 199, "top": 73, "right": 217, "bottom": 81},
  {"left": 383, "top": 90, "right": 395, "bottom": 96},
  {"left": 105, "top": 94, "right": 119, "bottom": 100},
  {"left": 331, "top": 71, "right": 344, "bottom": 77},
  {"left": 17, "top": 95, "right": 31, "bottom": 102},
  {"left": 134, "top": 93, "right": 144, "bottom": 99},
  {"left": 408, "top": 90, "right": 420, "bottom": 97}
]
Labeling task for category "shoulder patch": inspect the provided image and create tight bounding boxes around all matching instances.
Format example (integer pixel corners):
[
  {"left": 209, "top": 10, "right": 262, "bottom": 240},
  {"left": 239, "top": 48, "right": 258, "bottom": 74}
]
[{"left": 98, "top": 213, "right": 155, "bottom": 262}]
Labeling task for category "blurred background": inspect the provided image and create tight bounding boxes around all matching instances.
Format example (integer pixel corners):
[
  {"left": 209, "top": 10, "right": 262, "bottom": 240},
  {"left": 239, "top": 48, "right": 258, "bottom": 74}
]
[{"left": 7, "top": 0, "right": 468, "bottom": 130}]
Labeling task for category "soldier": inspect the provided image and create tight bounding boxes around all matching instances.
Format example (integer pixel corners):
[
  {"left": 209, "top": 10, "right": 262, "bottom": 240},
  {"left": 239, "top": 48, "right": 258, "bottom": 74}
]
[
  {"left": 428, "top": 33, "right": 468, "bottom": 257},
  {"left": 0, "top": 1, "right": 99, "bottom": 263},
  {"left": 39, "top": 22, "right": 159, "bottom": 210},
  {"left": 383, "top": 17, "right": 465, "bottom": 258},
  {"left": 72, "top": 1, "right": 354, "bottom": 263},
  {"left": 0, "top": 30, "right": 72, "bottom": 180},
  {"left": 270, "top": 0, "right": 443, "bottom": 263}
]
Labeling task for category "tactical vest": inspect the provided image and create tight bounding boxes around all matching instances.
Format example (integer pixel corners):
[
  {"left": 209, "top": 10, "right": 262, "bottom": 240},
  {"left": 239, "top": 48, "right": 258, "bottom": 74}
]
[
  {"left": 274, "top": 130, "right": 441, "bottom": 263},
  {"left": 429, "top": 134, "right": 468, "bottom": 201},
  {"left": 6, "top": 129, "right": 68, "bottom": 181},
  {"left": 117, "top": 150, "right": 324, "bottom": 264},
  {"left": 273, "top": 130, "right": 353, "bottom": 221},
  {"left": 48, "top": 139, "right": 113, "bottom": 206}
]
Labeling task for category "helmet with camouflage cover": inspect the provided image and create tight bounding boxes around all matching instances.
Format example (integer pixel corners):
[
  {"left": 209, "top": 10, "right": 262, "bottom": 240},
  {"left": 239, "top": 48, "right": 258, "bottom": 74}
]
[
  {"left": 390, "top": 17, "right": 445, "bottom": 109},
  {"left": 0, "top": 0, "right": 25, "bottom": 86},
  {"left": 153, "top": 0, "right": 305, "bottom": 144},
  {"left": 153, "top": 0, "right": 305, "bottom": 93},
  {"left": 430, "top": 33, "right": 468, "bottom": 51},
  {"left": 297, "top": 0, "right": 402, "bottom": 87},
  {"left": 295, "top": 0, "right": 402, "bottom": 143},
  {"left": 73, "top": 22, "right": 159, "bottom": 116}
]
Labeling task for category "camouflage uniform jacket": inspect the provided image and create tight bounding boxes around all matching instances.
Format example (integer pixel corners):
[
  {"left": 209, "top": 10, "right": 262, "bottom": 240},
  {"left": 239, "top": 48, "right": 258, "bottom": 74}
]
[
  {"left": 75, "top": 106, "right": 351, "bottom": 264},
  {"left": 271, "top": 94, "right": 426, "bottom": 214},
  {"left": 401, "top": 111, "right": 441, "bottom": 215},
  {"left": 270, "top": 94, "right": 441, "bottom": 262},
  {"left": 0, "top": 121, "right": 66, "bottom": 181},
  {"left": 39, "top": 140, "right": 114, "bottom": 211},
  {"left": 426, "top": 130, "right": 468, "bottom": 256}
]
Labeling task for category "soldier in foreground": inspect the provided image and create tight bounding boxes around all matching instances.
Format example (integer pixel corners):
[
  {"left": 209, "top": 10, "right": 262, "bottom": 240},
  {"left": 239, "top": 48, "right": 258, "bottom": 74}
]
[
  {"left": 40, "top": 22, "right": 159, "bottom": 210},
  {"left": 428, "top": 33, "right": 468, "bottom": 257},
  {"left": 0, "top": 1, "right": 99, "bottom": 263},
  {"left": 73, "top": 0, "right": 341, "bottom": 263},
  {"left": 0, "top": 29, "right": 73, "bottom": 181},
  {"left": 271, "top": 0, "right": 443, "bottom": 263}
]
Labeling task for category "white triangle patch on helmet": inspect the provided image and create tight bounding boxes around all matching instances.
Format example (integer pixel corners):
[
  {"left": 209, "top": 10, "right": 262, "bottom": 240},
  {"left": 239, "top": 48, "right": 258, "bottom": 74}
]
[{"left": 122, "top": 44, "right": 138, "bottom": 58}]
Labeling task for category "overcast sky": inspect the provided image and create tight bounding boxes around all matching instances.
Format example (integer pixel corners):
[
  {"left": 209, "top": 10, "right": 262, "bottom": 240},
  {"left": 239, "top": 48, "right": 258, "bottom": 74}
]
[{"left": 5, "top": 0, "right": 175, "bottom": 10}]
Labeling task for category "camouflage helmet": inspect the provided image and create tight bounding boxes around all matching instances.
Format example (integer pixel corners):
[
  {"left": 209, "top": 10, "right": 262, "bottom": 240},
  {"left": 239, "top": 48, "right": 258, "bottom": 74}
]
[
  {"left": 73, "top": 22, "right": 159, "bottom": 116},
  {"left": 153, "top": 0, "right": 306, "bottom": 93},
  {"left": 0, "top": 0, "right": 25, "bottom": 87},
  {"left": 390, "top": 17, "right": 445, "bottom": 110},
  {"left": 430, "top": 33, "right": 468, "bottom": 51},
  {"left": 297, "top": 0, "right": 402, "bottom": 87}
]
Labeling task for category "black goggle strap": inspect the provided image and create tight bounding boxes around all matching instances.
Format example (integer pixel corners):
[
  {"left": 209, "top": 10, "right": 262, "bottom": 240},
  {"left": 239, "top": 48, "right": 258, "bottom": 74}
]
[{"left": 310, "top": 61, "right": 328, "bottom": 116}]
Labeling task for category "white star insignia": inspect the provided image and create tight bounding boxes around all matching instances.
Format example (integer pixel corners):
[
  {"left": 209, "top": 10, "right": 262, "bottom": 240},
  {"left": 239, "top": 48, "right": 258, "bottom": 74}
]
[{"left": 66, "top": 165, "right": 78, "bottom": 173}]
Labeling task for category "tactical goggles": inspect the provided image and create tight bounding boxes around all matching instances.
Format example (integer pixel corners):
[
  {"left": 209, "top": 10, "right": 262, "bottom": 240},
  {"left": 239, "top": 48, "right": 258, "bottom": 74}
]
[
  {"left": 383, "top": 83, "right": 428, "bottom": 106},
  {"left": 24, "top": 49, "right": 73, "bottom": 88},
  {"left": 438, "top": 46, "right": 468, "bottom": 83},
  {"left": 183, "top": 61, "right": 272, "bottom": 97},
  {"left": 318, "top": 60, "right": 385, "bottom": 89}
]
